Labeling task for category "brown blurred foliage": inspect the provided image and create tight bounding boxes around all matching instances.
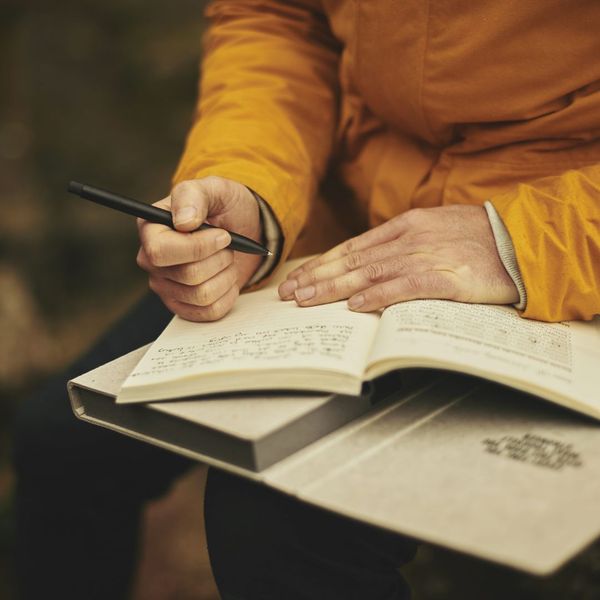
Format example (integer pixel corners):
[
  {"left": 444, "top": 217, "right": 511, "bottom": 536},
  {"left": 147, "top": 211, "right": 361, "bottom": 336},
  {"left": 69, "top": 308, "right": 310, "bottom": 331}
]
[
  {"left": 1, "top": 0, "right": 207, "bottom": 401},
  {"left": 0, "top": 0, "right": 208, "bottom": 596}
]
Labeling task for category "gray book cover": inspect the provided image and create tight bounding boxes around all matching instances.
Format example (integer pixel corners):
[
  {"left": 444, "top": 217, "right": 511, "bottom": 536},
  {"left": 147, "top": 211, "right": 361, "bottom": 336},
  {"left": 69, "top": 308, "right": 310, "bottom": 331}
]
[
  {"left": 69, "top": 346, "right": 372, "bottom": 472},
  {"left": 69, "top": 349, "right": 600, "bottom": 575}
]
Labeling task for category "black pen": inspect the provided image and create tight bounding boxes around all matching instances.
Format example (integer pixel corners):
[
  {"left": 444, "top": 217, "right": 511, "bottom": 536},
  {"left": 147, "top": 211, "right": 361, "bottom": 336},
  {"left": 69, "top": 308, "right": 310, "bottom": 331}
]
[{"left": 67, "top": 180, "right": 271, "bottom": 256}]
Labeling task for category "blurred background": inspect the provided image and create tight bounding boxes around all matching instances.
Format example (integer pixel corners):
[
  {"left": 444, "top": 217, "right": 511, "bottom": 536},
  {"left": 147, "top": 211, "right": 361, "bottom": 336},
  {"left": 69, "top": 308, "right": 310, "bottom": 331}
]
[
  {"left": 2, "top": 1, "right": 600, "bottom": 598},
  {"left": 1, "top": 1, "right": 213, "bottom": 597}
]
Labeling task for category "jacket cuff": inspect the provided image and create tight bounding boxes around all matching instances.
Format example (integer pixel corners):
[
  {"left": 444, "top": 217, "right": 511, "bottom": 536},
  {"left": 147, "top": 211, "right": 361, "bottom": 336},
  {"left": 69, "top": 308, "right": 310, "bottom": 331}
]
[
  {"left": 245, "top": 190, "right": 284, "bottom": 287},
  {"left": 484, "top": 201, "right": 527, "bottom": 311}
]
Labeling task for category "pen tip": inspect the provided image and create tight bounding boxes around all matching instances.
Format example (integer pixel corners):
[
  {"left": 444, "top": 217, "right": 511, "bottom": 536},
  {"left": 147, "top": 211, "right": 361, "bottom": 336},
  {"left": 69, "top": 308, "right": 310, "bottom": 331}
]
[{"left": 267, "top": 251, "right": 273, "bottom": 256}]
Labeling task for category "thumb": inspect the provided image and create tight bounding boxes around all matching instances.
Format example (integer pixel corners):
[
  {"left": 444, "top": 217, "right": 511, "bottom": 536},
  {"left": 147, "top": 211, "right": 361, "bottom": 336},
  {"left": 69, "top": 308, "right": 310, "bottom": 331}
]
[{"left": 170, "top": 178, "right": 225, "bottom": 232}]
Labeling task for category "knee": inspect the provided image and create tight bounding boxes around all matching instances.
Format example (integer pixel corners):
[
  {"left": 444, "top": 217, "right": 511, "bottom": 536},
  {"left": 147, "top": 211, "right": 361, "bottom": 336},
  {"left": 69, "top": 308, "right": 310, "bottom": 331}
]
[
  {"left": 204, "top": 468, "right": 417, "bottom": 600},
  {"left": 204, "top": 468, "right": 295, "bottom": 591},
  {"left": 204, "top": 468, "right": 287, "bottom": 559}
]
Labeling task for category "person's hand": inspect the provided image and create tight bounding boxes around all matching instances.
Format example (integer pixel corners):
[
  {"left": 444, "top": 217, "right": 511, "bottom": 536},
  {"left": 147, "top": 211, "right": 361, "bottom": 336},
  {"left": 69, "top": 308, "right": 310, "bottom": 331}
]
[
  {"left": 278, "top": 205, "right": 519, "bottom": 311},
  {"left": 137, "top": 176, "right": 263, "bottom": 321}
]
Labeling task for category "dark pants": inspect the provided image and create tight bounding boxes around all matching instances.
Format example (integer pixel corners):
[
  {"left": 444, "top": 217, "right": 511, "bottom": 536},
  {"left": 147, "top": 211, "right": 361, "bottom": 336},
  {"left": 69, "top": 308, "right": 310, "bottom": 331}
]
[{"left": 13, "top": 293, "right": 417, "bottom": 600}]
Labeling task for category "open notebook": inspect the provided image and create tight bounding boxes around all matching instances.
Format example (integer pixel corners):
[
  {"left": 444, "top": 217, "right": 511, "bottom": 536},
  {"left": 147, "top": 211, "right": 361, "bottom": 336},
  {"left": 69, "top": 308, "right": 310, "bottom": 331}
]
[{"left": 116, "top": 258, "right": 600, "bottom": 421}]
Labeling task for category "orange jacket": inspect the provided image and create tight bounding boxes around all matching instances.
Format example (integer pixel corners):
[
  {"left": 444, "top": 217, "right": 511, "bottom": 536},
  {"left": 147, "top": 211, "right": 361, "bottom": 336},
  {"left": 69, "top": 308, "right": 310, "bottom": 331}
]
[{"left": 174, "top": 0, "right": 600, "bottom": 322}]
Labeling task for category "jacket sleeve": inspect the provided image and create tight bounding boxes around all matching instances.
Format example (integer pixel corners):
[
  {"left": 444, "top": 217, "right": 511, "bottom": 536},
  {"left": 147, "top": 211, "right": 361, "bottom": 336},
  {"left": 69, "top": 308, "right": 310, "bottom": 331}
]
[
  {"left": 490, "top": 163, "right": 600, "bottom": 322},
  {"left": 172, "top": 0, "right": 340, "bottom": 265}
]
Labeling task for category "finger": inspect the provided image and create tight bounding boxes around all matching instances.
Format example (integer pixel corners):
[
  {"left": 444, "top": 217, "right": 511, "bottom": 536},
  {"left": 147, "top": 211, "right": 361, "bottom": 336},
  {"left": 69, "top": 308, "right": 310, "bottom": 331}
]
[
  {"left": 280, "top": 252, "right": 363, "bottom": 299},
  {"left": 158, "top": 249, "right": 233, "bottom": 286},
  {"left": 170, "top": 178, "right": 230, "bottom": 232},
  {"left": 136, "top": 197, "right": 171, "bottom": 235},
  {"left": 140, "top": 226, "right": 231, "bottom": 267},
  {"left": 293, "top": 255, "right": 430, "bottom": 307},
  {"left": 136, "top": 246, "right": 152, "bottom": 273},
  {"left": 286, "top": 216, "right": 409, "bottom": 281},
  {"left": 280, "top": 239, "right": 415, "bottom": 299},
  {"left": 162, "top": 285, "right": 240, "bottom": 322},
  {"left": 148, "top": 263, "right": 238, "bottom": 307},
  {"left": 348, "top": 270, "right": 461, "bottom": 312}
]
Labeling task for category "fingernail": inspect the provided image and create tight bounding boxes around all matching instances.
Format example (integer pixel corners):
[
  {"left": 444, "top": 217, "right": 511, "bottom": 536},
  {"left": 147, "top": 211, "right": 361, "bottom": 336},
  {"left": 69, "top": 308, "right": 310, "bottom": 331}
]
[
  {"left": 279, "top": 279, "right": 298, "bottom": 298},
  {"left": 216, "top": 232, "right": 230, "bottom": 248},
  {"left": 173, "top": 206, "right": 197, "bottom": 225},
  {"left": 295, "top": 286, "right": 315, "bottom": 302},
  {"left": 348, "top": 294, "right": 364, "bottom": 310}
]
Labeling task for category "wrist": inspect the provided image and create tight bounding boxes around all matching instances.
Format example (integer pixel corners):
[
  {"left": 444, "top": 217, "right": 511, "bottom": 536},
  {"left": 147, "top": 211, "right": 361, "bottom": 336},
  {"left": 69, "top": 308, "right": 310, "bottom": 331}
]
[
  {"left": 245, "top": 187, "right": 284, "bottom": 287},
  {"left": 484, "top": 201, "right": 527, "bottom": 310}
]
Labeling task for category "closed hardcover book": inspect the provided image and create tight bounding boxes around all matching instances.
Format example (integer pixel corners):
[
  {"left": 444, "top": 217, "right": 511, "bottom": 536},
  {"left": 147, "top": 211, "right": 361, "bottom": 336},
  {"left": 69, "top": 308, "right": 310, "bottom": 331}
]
[{"left": 69, "top": 355, "right": 600, "bottom": 575}]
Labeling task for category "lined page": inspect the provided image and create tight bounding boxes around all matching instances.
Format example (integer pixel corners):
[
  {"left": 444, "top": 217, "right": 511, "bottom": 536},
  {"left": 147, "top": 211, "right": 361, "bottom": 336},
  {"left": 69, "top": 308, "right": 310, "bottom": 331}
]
[
  {"left": 120, "top": 261, "right": 380, "bottom": 393},
  {"left": 367, "top": 300, "right": 600, "bottom": 409}
]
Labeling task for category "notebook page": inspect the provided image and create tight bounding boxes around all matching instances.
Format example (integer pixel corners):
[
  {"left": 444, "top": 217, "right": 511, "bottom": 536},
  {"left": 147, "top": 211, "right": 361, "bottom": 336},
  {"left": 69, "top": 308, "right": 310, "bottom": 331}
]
[
  {"left": 121, "top": 266, "right": 380, "bottom": 391},
  {"left": 367, "top": 300, "right": 600, "bottom": 408}
]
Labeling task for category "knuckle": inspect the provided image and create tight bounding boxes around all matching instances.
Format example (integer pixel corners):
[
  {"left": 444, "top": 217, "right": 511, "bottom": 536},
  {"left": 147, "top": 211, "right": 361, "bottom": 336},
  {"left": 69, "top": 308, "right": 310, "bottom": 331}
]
[
  {"left": 389, "top": 213, "right": 408, "bottom": 232},
  {"left": 145, "top": 241, "right": 164, "bottom": 266},
  {"left": 191, "top": 238, "right": 209, "bottom": 262},
  {"left": 343, "top": 238, "right": 357, "bottom": 255},
  {"left": 368, "top": 286, "right": 388, "bottom": 308},
  {"left": 194, "top": 283, "right": 213, "bottom": 306},
  {"left": 202, "top": 175, "right": 221, "bottom": 189},
  {"left": 390, "top": 255, "right": 409, "bottom": 273},
  {"left": 404, "top": 274, "right": 423, "bottom": 295},
  {"left": 344, "top": 252, "right": 362, "bottom": 271},
  {"left": 435, "top": 273, "right": 461, "bottom": 300},
  {"left": 178, "top": 264, "right": 199, "bottom": 285},
  {"left": 221, "top": 249, "right": 234, "bottom": 267},
  {"left": 147, "top": 277, "right": 161, "bottom": 294},
  {"left": 203, "top": 306, "right": 222, "bottom": 322},
  {"left": 189, "top": 261, "right": 207, "bottom": 285},
  {"left": 202, "top": 175, "right": 225, "bottom": 198},
  {"left": 402, "top": 208, "right": 425, "bottom": 228},
  {"left": 297, "top": 269, "right": 316, "bottom": 287},
  {"left": 323, "top": 278, "right": 338, "bottom": 297},
  {"left": 223, "top": 263, "right": 238, "bottom": 287},
  {"left": 135, "top": 248, "right": 146, "bottom": 269},
  {"left": 171, "top": 180, "right": 195, "bottom": 198},
  {"left": 204, "top": 292, "right": 235, "bottom": 322},
  {"left": 390, "top": 213, "right": 404, "bottom": 226},
  {"left": 179, "top": 305, "right": 201, "bottom": 323},
  {"left": 362, "top": 261, "right": 386, "bottom": 283}
]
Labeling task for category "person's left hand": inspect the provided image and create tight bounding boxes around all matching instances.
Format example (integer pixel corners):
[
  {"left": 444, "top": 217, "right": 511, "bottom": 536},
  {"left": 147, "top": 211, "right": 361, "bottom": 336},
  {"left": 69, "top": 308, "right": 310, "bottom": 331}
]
[{"left": 278, "top": 205, "right": 519, "bottom": 311}]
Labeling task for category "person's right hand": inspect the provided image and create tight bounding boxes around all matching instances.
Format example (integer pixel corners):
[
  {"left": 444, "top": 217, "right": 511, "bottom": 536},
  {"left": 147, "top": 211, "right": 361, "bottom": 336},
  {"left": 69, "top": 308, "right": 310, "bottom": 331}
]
[{"left": 136, "top": 176, "right": 263, "bottom": 322}]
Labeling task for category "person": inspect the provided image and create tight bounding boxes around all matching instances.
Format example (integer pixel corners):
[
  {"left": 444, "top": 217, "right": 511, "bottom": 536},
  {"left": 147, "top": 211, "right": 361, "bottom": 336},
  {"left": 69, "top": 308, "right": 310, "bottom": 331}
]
[{"left": 14, "top": 1, "right": 600, "bottom": 599}]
